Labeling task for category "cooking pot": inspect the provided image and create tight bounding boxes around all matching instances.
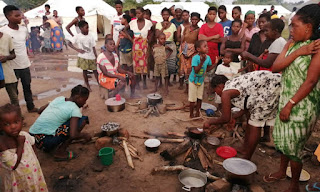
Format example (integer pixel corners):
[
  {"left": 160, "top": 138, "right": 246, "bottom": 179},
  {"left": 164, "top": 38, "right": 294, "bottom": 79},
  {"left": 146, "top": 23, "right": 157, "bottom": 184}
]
[
  {"left": 187, "top": 127, "right": 204, "bottom": 140},
  {"left": 105, "top": 97, "right": 126, "bottom": 112},
  {"left": 147, "top": 93, "right": 162, "bottom": 106},
  {"left": 144, "top": 139, "right": 161, "bottom": 152},
  {"left": 178, "top": 169, "right": 207, "bottom": 191},
  {"left": 222, "top": 157, "right": 257, "bottom": 184}
]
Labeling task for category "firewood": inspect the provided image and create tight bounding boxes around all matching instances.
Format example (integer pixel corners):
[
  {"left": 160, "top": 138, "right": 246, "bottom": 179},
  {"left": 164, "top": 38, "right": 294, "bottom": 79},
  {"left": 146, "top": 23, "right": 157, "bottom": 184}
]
[
  {"left": 131, "top": 134, "right": 151, "bottom": 139},
  {"left": 198, "top": 149, "right": 209, "bottom": 170},
  {"left": 158, "top": 138, "right": 185, "bottom": 143},
  {"left": 162, "top": 139, "right": 191, "bottom": 159},
  {"left": 144, "top": 107, "right": 153, "bottom": 118},
  {"left": 120, "top": 144, "right": 143, "bottom": 162},
  {"left": 167, "top": 131, "right": 185, "bottom": 138},
  {"left": 122, "top": 140, "right": 134, "bottom": 169},
  {"left": 199, "top": 144, "right": 212, "bottom": 161},
  {"left": 127, "top": 143, "right": 138, "bottom": 153},
  {"left": 183, "top": 147, "right": 192, "bottom": 162},
  {"left": 152, "top": 165, "right": 221, "bottom": 181}
]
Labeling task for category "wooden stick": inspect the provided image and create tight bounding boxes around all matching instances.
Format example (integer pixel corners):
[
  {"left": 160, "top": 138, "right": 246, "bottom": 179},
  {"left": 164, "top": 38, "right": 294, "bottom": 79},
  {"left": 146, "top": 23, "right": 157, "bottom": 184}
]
[
  {"left": 213, "top": 160, "right": 223, "bottom": 166},
  {"left": 120, "top": 144, "right": 143, "bottom": 162},
  {"left": 144, "top": 107, "right": 153, "bottom": 118},
  {"left": 198, "top": 149, "right": 209, "bottom": 170},
  {"left": 167, "top": 131, "right": 185, "bottom": 138},
  {"left": 131, "top": 134, "right": 151, "bottom": 139},
  {"left": 183, "top": 147, "right": 192, "bottom": 162},
  {"left": 122, "top": 140, "right": 134, "bottom": 169},
  {"left": 127, "top": 143, "right": 138, "bottom": 153},
  {"left": 152, "top": 165, "right": 221, "bottom": 181},
  {"left": 199, "top": 144, "right": 212, "bottom": 161},
  {"left": 174, "top": 116, "right": 203, "bottom": 122},
  {"left": 158, "top": 138, "right": 185, "bottom": 143},
  {"left": 234, "top": 125, "right": 244, "bottom": 144}
]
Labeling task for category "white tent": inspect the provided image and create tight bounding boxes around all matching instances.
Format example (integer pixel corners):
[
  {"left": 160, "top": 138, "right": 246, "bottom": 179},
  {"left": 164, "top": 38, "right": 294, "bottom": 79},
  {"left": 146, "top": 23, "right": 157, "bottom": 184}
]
[
  {"left": 144, "top": 2, "right": 209, "bottom": 23},
  {"left": 25, "top": 0, "right": 117, "bottom": 40},
  {"left": 0, "top": 0, "right": 7, "bottom": 26},
  {"left": 224, "top": 4, "right": 291, "bottom": 20}
]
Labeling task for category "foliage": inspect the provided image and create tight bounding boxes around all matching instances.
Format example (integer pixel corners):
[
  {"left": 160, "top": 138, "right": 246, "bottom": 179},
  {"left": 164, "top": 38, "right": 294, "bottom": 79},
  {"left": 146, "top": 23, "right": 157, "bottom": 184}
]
[
  {"left": 204, "top": 1, "right": 218, "bottom": 8},
  {"left": 104, "top": 0, "right": 160, "bottom": 11},
  {"left": 232, "top": 0, "right": 282, "bottom": 5},
  {"left": 3, "top": 0, "right": 46, "bottom": 10}
]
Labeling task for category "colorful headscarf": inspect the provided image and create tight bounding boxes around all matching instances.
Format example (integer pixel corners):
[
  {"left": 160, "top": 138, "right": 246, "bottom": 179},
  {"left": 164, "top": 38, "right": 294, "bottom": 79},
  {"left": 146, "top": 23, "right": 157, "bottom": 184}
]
[{"left": 245, "top": 10, "right": 255, "bottom": 16}]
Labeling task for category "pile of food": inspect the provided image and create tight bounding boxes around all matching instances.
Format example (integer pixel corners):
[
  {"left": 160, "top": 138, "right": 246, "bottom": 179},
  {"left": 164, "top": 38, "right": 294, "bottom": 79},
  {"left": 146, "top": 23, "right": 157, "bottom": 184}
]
[{"left": 101, "top": 122, "right": 119, "bottom": 132}]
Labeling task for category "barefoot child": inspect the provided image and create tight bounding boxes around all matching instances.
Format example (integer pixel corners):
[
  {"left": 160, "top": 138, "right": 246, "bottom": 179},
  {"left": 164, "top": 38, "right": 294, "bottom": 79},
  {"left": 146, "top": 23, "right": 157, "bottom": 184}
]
[
  {"left": 153, "top": 33, "right": 173, "bottom": 95},
  {"left": 68, "top": 20, "right": 98, "bottom": 91},
  {"left": 0, "top": 104, "right": 48, "bottom": 191},
  {"left": 117, "top": 14, "right": 134, "bottom": 73},
  {"left": 97, "top": 38, "right": 136, "bottom": 98},
  {"left": 29, "top": 85, "right": 91, "bottom": 161},
  {"left": 189, "top": 40, "right": 214, "bottom": 118}
]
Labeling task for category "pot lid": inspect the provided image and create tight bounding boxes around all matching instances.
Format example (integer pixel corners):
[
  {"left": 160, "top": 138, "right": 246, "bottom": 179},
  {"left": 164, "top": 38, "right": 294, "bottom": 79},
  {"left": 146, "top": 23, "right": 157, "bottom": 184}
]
[
  {"left": 105, "top": 97, "right": 126, "bottom": 106},
  {"left": 223, "top": 157, "right": 257, "bottom": 176},
  {"left": 144, "top": 139, "right": 161, "bottom": 147},
  {"left": 147, "top": 93, "right": 162, "bottom": 100}
]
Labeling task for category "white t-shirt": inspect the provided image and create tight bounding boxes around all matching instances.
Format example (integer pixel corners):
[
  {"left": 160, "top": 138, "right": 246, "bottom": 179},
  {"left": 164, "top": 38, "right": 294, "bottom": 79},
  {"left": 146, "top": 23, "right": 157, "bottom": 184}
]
[
  {"left": 215, "top": 64, "right": 238, "bottom": 80},
  {"left": 111, "top": 13, "right": 124, "bottom": 43},
  {"left": 70, "top": 33, "right": 96, "bottom": 60},
  {"left": 129, "top": 19, "right": 153, "bottom": 39},
  {"left": 268, "top": 37, "right": 287, "bottom": 54},
  {"left": 0, "top": 25, "right": 31, "bottom": 69}
]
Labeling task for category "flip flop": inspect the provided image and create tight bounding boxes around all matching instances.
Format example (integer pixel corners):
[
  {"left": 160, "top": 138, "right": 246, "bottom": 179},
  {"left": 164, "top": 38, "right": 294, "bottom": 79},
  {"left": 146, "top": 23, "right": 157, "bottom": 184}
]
[
  {"left": 54, "top": 151, "right": 77, "bottom": 162},
  {"left": 306, "top": 183, "right": 320, "bottom": 192},
  {"left": 263, "top": 173, "right": 286, "bottom": 183}
]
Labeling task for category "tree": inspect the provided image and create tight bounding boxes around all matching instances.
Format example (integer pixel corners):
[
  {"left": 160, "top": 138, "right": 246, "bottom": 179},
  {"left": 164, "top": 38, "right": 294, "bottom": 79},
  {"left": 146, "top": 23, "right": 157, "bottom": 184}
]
[
  {"left": 204, "top": 1, "right": 217, "bottom": 8},
  {"left": 185, "top": 0, "right": 191, "bottom": 2},
  {"left": 4, "top": 0, "right": 46, "bottom": 10}
]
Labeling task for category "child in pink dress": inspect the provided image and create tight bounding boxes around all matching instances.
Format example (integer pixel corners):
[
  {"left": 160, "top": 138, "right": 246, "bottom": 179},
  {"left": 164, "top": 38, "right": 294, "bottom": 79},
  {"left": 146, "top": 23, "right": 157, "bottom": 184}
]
[{"left": 0, "top": 104, "right": 48, "bottom": 192}]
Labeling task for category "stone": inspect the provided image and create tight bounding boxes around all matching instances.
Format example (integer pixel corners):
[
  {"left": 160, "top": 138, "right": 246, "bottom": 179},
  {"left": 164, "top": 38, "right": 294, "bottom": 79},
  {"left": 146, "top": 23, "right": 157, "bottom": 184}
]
[
  {"left": 205, "top": 179, "right": 231, "bottom": 192},
  {"left": 95, "top": 137, "right": 113, "bottom": 150},
  {"left": 249, "top": 184, "right": 265, "bottom": 192}
]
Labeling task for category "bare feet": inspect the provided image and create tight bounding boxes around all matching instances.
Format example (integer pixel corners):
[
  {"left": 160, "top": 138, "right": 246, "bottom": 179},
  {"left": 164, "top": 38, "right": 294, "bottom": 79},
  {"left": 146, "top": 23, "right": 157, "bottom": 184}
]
[
  {"left": 178, "top": 86, "right": 183, "bottom": 90},
  {"left": 263, "top": 172, "right": 287, "bottom": 183},
  {"left": 190, "top": 114, "right": 194, "bottom": 118},
  {"left": 195, "top": 111, "right": 200, "bottom": 117},
  {"left": 168, "top": 82, "right": 173, "bottom": 87}
]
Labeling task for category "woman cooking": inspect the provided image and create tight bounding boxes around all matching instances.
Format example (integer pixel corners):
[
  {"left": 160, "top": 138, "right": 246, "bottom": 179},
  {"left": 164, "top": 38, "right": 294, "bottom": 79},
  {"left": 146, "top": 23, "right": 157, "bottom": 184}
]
[
  {"left": 129, "top": 7, "right": 153, "bottom": 89},
  {"left": 263, "top": 4, "right": 320, "bottom": 192},
  {"left": 204, "top": 71, "right": 282, "bottom": 160}
]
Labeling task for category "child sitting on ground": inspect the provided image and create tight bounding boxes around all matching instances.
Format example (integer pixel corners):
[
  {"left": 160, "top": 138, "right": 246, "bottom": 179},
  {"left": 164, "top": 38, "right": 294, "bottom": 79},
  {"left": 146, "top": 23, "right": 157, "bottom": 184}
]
[
  {"left": 97, "top": 38, "right": 136, "bottom": 98},
  {"left": 189, "top": 40, "right": 215, "bottom": 118},
  {"left": 215, "top": 51, "right": 238, "bottom": 80},
  {"left": 68, "top": 20, "right": 98, "bottom": 91},
  {"left": 117, "top": 14, "right": 134, "bottom": 73},
  {"left": 152, "top": 32, "right": 173, "bottom": 95},
  {"left": 0, "top": 104, "right": 48, "bottom": 191}
]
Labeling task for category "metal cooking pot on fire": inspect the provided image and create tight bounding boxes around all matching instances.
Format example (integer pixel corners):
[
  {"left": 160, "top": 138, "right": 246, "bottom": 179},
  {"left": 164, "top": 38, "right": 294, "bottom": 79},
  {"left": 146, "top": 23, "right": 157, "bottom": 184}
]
[{"left": 147, "top": 93, "right": 163, "bottom": 106}]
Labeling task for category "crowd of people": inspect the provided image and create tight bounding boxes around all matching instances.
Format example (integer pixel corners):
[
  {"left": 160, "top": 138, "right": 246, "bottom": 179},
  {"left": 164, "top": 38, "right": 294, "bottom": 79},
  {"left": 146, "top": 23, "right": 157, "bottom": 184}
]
[{"left": 0, "top": 1, "right": 320, "bottom": 192}]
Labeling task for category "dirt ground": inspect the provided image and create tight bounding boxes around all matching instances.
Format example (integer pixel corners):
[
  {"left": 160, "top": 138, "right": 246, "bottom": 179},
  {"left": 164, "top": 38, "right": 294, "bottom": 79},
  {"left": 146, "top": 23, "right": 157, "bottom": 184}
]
[{"left": 1, "top": 39, "right": 320, "bottom": 192}]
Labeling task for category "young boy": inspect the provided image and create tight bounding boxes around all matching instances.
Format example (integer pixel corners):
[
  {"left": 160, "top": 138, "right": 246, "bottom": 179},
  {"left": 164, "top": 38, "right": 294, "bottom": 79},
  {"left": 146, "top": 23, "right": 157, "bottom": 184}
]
[
  {"left": 153, "top": 33, "right": 173, "bottom": 95},
  {"left": 111, "top": 0, "right": 124, "bottom": 44},
  {"left": 218, "top": 5, "right": 232, "bottom": 37},
  {"left": 215, "top": 51, "right": 238, "bottom": 80},
  {"left": 0, "top": 5, "right": 38, "bottom": 113},
  {"left": 66, "top": 6, "right": 85, "bottom": 37},
  {"left": 40, "top": 21, "right": 52, "bottom": 53},
  {"left": 68, "top": 21, "right": 98, "bottom": 91},
  {"left": 117, "top": 14, "right": 134, "bottom": 73},
  {"left": 189, "top": 40, "right": 214, "bottom": 118}
]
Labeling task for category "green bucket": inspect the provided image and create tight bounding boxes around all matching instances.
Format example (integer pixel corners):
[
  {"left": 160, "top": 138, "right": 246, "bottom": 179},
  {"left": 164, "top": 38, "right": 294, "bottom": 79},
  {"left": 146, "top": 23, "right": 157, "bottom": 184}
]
[{"left": 99, "top": 147, "right": 115, "bottom": 165}]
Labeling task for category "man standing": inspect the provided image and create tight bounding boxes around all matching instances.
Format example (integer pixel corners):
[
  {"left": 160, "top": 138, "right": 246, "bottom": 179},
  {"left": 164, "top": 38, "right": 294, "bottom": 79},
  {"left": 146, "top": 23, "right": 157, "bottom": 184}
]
[
  {"left": 0, "top": 5, "right": 38, "bottom": 112},
  {"left": 111, "top": 0, "right": 124, "bottom": 44}
]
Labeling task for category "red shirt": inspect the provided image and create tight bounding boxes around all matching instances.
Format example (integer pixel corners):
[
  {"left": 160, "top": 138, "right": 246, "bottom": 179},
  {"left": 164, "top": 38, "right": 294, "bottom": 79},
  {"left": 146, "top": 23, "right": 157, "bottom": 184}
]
[{"left": 199, "top": 23, "right": 224, "bottom": 63}]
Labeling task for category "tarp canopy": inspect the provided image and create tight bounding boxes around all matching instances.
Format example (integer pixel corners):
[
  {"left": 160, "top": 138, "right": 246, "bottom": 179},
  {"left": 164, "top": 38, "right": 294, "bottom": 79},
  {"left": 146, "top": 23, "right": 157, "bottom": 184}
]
[
  {"left": 24, "top": 0, "right": 117, "bottom": 40},
  {"left": 0, "top": 0, "right": 7, "bottom": 26},
  {"left": 224, "top": 4, "right": 291, "bottom": 20},
  {"left": 144, "top": 2, "right": 210, "bottom": 22}
]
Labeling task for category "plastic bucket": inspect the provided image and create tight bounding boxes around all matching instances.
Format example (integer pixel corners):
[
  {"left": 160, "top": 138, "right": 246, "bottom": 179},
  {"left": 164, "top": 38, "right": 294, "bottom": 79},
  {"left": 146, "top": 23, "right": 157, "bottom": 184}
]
[{"left": 99, "top": 147, "right": 115, "bottom": 165}]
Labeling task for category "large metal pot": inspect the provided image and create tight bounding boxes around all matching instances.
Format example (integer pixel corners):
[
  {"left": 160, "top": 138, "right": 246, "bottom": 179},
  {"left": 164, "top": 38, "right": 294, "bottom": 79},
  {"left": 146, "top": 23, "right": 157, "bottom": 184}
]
[
  {"left": 179, "top": 169, "right": 207, "bottom": 191},
  {"left": 105, "top": 97, "right": 126, "bottom": 112},
  {"left": 147, "top": 93, "right": 162, "bottom": 106},
  {"left": 222, "top": 157, "right": 257, "bottom": 184}
]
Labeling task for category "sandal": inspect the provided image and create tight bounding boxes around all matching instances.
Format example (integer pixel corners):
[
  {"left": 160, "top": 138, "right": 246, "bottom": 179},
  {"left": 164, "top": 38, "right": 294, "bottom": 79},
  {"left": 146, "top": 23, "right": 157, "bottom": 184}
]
[
  {"left": 306, "top": 183, "right": 320, "bottom": 192},
  {"left": 54, "top": 151, "right": 77, "bottom": 162},
  {"left": 263, "top": 173, "right": 286, "bottom": 183}
]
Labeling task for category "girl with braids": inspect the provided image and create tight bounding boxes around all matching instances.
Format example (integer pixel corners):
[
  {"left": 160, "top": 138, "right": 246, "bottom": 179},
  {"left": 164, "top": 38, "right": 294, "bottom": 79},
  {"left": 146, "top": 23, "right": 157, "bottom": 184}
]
[
  {"left": 263, "top": 4, "right": 320, "bottom": 192},
  {"left": 29, "top": 85, "right": 91, "bottom": 161}
]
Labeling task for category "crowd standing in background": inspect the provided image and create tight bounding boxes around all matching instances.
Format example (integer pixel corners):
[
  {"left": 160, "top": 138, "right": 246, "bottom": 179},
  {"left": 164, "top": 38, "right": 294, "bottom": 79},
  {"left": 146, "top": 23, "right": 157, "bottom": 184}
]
[{"left": 1, "top": 2, "right": 320, "bottom": 192}]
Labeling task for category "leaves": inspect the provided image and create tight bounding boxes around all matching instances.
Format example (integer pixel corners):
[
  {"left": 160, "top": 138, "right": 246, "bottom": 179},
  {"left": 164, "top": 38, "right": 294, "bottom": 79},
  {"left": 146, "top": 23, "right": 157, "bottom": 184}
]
[{"left": 3, "top": 0, "right": 46, "bottom": 10}]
